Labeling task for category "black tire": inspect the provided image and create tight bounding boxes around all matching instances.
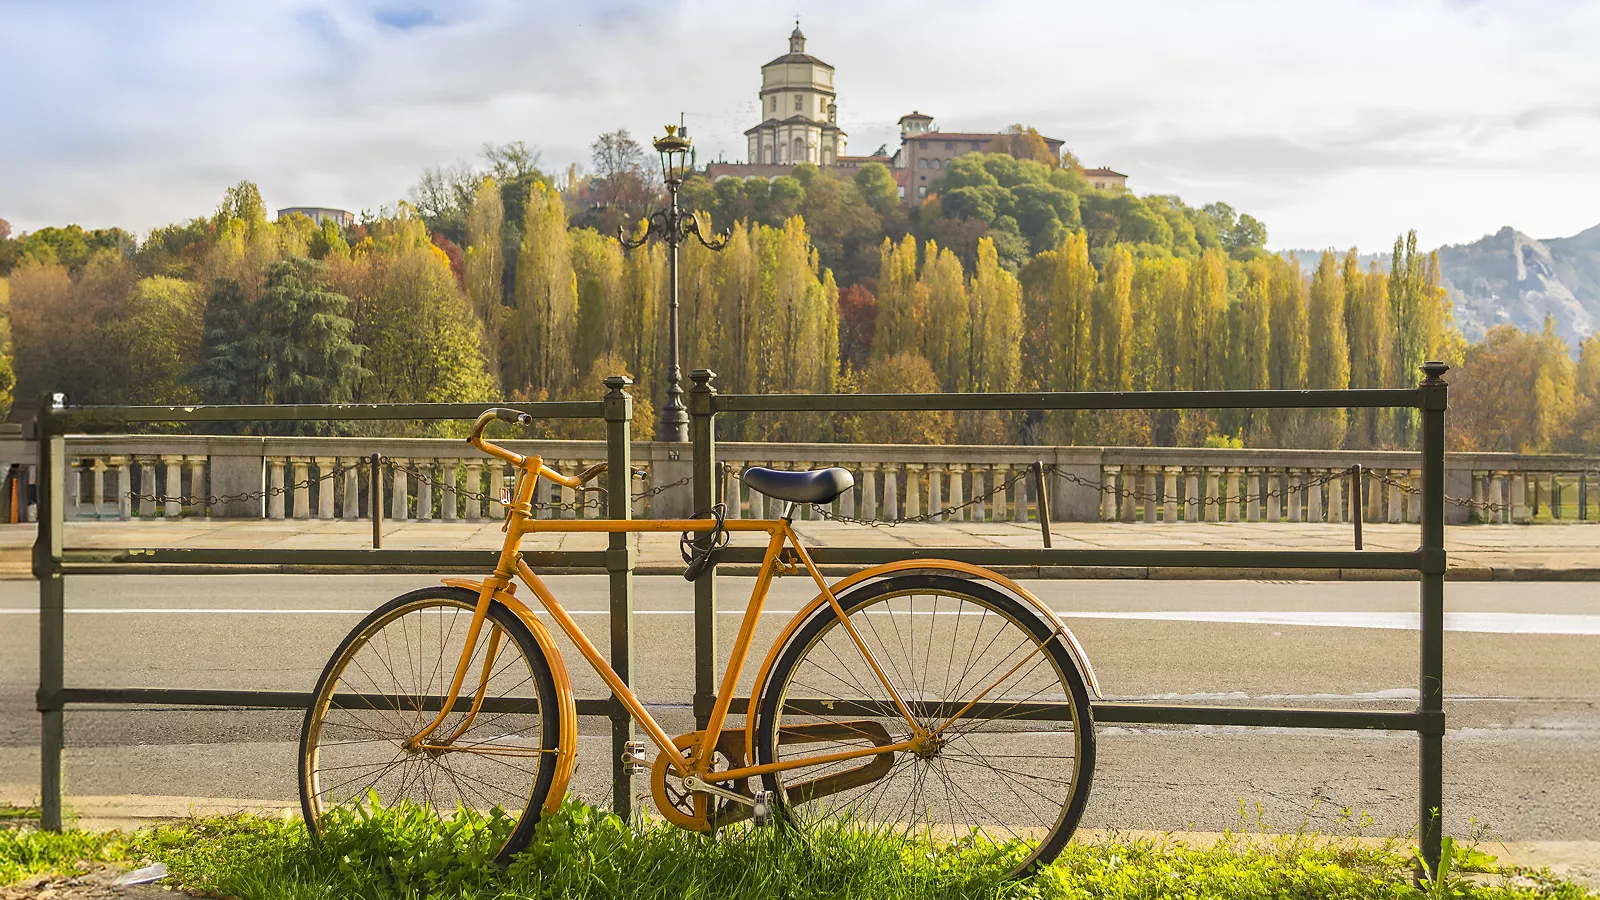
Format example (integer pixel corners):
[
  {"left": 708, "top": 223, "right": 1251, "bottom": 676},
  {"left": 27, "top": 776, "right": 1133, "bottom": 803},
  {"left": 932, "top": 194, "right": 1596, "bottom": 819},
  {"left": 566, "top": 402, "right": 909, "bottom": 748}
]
[
  {"left": 754, "top": 573, "right": 1095, "bottom": 878},
  {"left": 298, "top": 586, "right": 561, "bottom": 864}
]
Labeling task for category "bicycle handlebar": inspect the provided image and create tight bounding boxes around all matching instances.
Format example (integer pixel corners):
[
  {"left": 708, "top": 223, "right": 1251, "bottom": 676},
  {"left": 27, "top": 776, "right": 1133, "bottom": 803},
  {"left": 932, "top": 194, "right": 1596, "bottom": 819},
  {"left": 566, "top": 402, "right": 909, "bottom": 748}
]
[{"left": 467, "top": 408, "right": 532, "bottom": 466}]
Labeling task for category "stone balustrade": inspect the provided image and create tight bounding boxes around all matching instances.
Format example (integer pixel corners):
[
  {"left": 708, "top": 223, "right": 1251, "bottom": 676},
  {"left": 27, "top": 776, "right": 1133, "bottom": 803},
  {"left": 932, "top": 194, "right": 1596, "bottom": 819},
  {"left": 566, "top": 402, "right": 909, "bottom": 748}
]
[{"left": 0, "top": 434, "right": 1594, "bottom": 526}]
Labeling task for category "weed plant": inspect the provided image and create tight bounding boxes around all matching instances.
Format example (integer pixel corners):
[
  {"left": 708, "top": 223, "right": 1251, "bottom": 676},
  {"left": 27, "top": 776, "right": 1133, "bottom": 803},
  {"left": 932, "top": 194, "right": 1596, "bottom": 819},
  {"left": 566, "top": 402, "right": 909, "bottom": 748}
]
[{"left": 3, "top": 800, "right": 1595, "bottom": 898}]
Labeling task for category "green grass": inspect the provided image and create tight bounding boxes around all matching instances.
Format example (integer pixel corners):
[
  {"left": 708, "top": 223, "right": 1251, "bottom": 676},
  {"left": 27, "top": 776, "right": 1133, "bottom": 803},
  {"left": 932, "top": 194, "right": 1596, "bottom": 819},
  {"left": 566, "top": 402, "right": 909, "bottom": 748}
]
[{"left": 2, "top": 800, "right": 1595, "bottom": 898}]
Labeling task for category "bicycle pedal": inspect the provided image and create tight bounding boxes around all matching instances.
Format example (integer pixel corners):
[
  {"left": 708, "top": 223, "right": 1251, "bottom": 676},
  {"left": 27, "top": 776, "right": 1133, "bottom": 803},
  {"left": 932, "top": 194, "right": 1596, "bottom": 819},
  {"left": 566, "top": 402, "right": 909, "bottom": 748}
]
[
  {"left": 751, "top": 790, "right": 774, "bottom": 826},
  {"left": 620, "top": 740, "right": 648, "bottom": 775}
]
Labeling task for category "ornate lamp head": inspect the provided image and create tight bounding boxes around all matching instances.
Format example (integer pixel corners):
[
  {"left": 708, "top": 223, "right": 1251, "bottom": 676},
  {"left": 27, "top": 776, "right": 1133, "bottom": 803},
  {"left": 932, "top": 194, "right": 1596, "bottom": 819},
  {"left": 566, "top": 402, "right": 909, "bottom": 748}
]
[{"left": 654, "top": 125, "right": 693, "bottom": 184}]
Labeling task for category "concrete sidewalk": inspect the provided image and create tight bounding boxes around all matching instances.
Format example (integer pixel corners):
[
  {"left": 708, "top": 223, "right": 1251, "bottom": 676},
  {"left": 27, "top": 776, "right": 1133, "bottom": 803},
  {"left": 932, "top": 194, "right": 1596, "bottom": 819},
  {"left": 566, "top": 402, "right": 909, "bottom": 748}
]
[{"left": 2, "top": 518, "right": 1597, "bottom": 580}]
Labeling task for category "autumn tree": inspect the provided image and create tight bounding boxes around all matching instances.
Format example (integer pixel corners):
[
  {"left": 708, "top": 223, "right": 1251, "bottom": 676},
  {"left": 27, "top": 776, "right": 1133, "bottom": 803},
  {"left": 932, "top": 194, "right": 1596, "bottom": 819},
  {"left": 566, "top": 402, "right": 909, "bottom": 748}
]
[
  {"left": 872, "top": 235, "right": 922, "bottom": 361},
  {"left": 1304, "top": 250, "right": 1350, "bottom": 446},
  {"left": 505, "top": 180, "right": 576, "bottom": 397},
  {"left": 919, "top": 240, "right": 968, "bottom": 390},
  {"left": 1450, "top": 320, "right": 1576, "bottom": 452}
]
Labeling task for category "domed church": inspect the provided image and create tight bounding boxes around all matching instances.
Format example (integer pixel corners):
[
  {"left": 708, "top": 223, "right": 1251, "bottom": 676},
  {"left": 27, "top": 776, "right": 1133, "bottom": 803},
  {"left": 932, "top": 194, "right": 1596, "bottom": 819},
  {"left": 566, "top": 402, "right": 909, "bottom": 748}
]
[{"left": 743, "top": 24, "right": 847, "bottom": 166}]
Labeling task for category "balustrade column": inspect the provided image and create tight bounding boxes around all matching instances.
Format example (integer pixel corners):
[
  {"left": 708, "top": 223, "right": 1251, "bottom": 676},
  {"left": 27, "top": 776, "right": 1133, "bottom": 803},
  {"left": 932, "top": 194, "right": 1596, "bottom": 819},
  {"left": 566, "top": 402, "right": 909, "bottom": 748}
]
[
  {"left": 161, "top": 455, "right": 185, "bottom": 518},
  {"left": 265, "top": 458, "right": 286, "bottom": 519},
  {"left": 1204, "top": 467, "right": 1222, "bottom": 523},
  {"left": 1366, "top": 469, "right": 1383, "bottom": 523},
  {"left": 553, "top": 461, "right": 573, "bottom": 520},
  {"left": 1283, "top": 468, "right": 1301, "bottom": 522},
  {"left": 341, "top": 459, "right": 361, "bottom": 519},
  {"left": 946, "top": 464, "right": 965, "bottom": 521},
  {"left": 1306, "top": 469, "right": 1323, "bottom": 523},
  {"left": 1241, "top": 464, "right": 1254, "bottom": 522},
  {"left": 748, "top": 466, "right": 767, "bottom": 519},
  {"left": 1101, "top": 465, "right": 1119, "bottom": 522},
  {"left": 463, "top": 461, "right": 483, "bottom": 521},
  {"left": 723, "top": 465, "right": 742, "bottom": 519},
  {"left": 1487, "top": 471, "right": 1505, "bottom": 524},
  {"left": 440, "top": 460, "right": 459, "bottom": 521},
  {"left": 1139, "top": 466, "right": 1156, "bottom": 523},
  {"left": 1383, "top": 470, "right": 1401, "bottom": 523},
  {"left": 883, "top": 464, "right": 900, "bottom": 521},
  {"left": 1265, "top": 470, "right": 1281, "bottom": 523},
  {"left": 186, "top": 457, "right": 207, "bottom": 517},
  {"left": 905, "top": 464, "right": 923, "bottom": 519},
  {"left": 419, "top": 460, "right": 438, "bottom": 521},
  {"left": 1185, "top": 470, "right": 1200, "bottom": 522},
  {"left": 1510, "top": 473, "right": 1530, "bottom": 524},
  {"left": 1221, "top": 467, "right": 1239, "bottom": 522},
  {"left": 390, "top": 459, "right": 409, "bottom": 520},
  {"left": 970, "top": 467, "right": 985, "bottom": 522},
  {"left": 314, "top": 457, "right": 336, "bottom": 519},
  {"left": 1550, "top": 474, "right": 1563, "bottom": 521},
  {"left": 860, "top": 462, "right": 879, "bottom": 520},
  {"left": 288, "top": 458, "right": 309, "bottom": 520},
  {"left": 984, "top": 465, "right": 1003, "bottom": 521},
  {"left": 89, "top": 459, "right": 107, "bottom": 518},
  {"left": 68, "top": 460, "right": 83, "bottom": 518},
  {"left": 111, "top": 457, "right": 132, "bottom": 520},
  {"left": 1163, "top": 466, "right": 1181, "bottom": 523},
  {"left": 1470, "top": 473, "right": 1486, "bottom": 525},
  {"left": 1326, "top": 469, "right": 1342, "bottom": 524},
  {"left": 927, "top": 466, "right": 943, "bottom": 521}
]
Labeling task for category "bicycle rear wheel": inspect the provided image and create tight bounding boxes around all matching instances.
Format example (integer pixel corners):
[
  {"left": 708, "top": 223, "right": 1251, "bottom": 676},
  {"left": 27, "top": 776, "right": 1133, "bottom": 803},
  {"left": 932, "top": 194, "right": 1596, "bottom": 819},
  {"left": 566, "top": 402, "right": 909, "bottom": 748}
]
[
  {"left": 754, "top": 573, "right": 1094, "bottom": 878},
  {"left": 299, "top": 586, "right": 560, "bottom": 863}
]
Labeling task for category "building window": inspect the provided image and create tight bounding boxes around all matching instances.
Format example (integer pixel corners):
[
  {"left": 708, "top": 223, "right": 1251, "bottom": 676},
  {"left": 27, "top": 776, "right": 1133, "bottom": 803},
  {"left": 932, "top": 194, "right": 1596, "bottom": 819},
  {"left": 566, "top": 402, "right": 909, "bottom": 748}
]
[
  {"left": 945, "top": 141, "right": 953, "bottom": 150},
  {"left": 795, "top": 95, "right": 803, "bottom": 111},
  {"left": 897, "top": 186, "right": 905, "bottom": 199},
  {"left": 932, "top": 159, "right": 941, "bottom": 169},
  {"left": 919, "top": 140, "right": 927, "bottom": 149},
  {"left": 770, "top": 97, "right": 776, "bottom": 112},
  {"left": 918, "top": 185, "right": 927, "bottom": 198},
  {"left": 918, "top": 158, "right": 927, "bottom": 169},
  {"left": 971, "top": 143, "right": 980, "bottom": 151}
]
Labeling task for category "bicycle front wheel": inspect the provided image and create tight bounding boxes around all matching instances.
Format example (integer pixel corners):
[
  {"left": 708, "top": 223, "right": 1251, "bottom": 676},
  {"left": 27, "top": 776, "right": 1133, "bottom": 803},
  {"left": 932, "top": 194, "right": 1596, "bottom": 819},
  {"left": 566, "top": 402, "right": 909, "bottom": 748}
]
[
  {"left": 299, "top": 586, "right": 560, "bottom": 863},
  {"left": 754, "top": 573, "right": 1095, "bottom": 878}
]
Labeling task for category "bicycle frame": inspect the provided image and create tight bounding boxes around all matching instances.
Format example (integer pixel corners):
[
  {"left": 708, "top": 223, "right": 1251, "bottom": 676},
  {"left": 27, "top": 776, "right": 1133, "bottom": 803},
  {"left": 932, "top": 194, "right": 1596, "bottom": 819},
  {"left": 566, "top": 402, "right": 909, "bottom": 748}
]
[
  {"left": 401, "top": 415, "right": 1100, "bottom": 822},
  {"left": 402, "top": 448, "right": 923, "bottom": 800}
]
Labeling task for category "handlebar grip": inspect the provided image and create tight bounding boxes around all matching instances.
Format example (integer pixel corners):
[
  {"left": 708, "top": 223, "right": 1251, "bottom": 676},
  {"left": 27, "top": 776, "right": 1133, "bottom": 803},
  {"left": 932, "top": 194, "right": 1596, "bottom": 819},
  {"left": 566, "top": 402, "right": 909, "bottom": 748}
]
[{"left": 491, "top": 408, "right": 533, "bottom": 427}]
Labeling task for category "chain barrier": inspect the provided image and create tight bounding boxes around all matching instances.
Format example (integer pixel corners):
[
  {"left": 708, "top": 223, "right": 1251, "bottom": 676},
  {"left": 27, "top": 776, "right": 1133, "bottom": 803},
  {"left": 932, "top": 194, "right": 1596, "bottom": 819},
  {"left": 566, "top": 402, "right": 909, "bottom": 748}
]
[
  {"left": 122, "top": 463, "right": 349, "bottom": 509},
  {"left": 114, "top": 457, "right": 1540, "bottom": 522},
  {"left": 121, "top": 457, "right": 692, "bottom": 516}
]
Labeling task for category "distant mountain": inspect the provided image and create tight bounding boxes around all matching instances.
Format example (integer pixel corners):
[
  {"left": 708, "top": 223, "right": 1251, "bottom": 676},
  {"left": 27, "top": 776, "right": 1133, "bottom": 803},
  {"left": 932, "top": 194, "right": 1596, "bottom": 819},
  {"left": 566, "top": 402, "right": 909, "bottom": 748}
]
[
  {"left": 1437, "top": 226, "right": 1596, "bottom": 347},
  {"left": 1282, "top": 223, "right": 1600, "bottom": 349}
]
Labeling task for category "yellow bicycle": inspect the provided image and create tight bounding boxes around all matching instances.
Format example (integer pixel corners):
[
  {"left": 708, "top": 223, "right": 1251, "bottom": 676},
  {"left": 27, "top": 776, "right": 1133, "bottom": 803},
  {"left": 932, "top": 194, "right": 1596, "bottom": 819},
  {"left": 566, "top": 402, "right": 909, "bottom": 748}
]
[{"left": 299, "top": 408, "right": 1099, "bottom": 877}]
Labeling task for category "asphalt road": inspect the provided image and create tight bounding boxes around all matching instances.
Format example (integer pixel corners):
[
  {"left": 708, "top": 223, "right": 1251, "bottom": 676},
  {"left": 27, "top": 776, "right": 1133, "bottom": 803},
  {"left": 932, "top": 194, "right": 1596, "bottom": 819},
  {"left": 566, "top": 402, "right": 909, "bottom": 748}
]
[{"left": 1, "top": 574, "right": 1597, "bottom": 842}]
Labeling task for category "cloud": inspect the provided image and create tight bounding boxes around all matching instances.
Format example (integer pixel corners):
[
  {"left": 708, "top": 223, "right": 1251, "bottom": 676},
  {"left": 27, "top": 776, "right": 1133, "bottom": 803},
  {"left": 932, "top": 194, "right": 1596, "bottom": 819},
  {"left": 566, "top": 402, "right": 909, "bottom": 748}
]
[{"left": 1, "top": 0, "right": 1598, "bottom": 252}]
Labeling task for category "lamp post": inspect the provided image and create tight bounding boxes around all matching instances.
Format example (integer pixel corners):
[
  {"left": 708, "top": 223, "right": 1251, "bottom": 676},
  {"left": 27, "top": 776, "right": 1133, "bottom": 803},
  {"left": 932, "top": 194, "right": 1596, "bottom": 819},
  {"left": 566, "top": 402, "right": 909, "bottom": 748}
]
[{"left": 619, "top": 124, "right": 728, "bottom": 443}]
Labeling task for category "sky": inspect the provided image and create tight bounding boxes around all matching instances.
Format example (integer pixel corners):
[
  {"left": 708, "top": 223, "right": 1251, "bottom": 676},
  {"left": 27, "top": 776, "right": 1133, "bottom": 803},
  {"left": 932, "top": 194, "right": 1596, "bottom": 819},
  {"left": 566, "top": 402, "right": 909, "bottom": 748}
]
[{"left": 2, "top": 0, "right": 1599, "bottom": 252}]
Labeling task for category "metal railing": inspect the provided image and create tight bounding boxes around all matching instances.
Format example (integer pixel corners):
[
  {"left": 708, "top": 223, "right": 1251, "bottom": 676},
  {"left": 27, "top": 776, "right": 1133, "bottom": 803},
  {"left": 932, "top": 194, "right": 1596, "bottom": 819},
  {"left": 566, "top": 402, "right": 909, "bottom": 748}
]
[
  {"left": 35, "top": 366, "right": 1453, "bottom": 873},
  {"left": 685, "top": 363, "right": 1451, "bottom": 873}
]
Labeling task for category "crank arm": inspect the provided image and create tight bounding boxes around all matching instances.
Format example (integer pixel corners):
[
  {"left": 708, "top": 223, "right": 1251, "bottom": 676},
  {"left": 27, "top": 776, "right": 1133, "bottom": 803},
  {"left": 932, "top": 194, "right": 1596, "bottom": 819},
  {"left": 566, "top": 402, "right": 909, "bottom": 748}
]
[{"left": 682, "top": 774, "right": 754, "bottom": 808}]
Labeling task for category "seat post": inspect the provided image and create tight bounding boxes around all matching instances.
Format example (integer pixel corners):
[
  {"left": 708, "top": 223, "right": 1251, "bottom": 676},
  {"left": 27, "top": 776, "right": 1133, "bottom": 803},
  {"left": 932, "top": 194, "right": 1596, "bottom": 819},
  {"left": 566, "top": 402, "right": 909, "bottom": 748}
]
[{"left": 778, "top": 501, "right": 794, "bottom": 521}]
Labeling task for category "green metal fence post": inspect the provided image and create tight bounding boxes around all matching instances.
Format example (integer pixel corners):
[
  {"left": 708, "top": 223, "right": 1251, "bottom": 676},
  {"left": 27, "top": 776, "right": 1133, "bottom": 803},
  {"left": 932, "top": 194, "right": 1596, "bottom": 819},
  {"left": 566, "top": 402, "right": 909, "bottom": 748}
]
[
  {"left": 34, "top": 394, "right": 66, "bottom": 831},
  {"left": 1418, "top": 361, "right": 1449, "bottom": 877},
  {"left": 688, "top": 369, "right": 718, "bottom": 730},
  {"left": 603, "top": 376, "right": 636, "bottom": 818}
]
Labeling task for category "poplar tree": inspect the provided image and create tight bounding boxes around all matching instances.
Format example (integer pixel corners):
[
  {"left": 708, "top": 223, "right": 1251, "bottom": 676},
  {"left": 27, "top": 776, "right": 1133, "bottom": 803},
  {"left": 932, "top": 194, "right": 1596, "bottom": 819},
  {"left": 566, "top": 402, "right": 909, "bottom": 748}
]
[
  {"left": 570, "top": 227, "right": 624, "bottom": 373},
  {"left": 506, "top": 180, "right": 576, "bottom": 398},
  {"left": 871, "top": 235, "right": 922, "bottom": 362},
  {"left": 1093, "top": 245, "right": 1133, "bottom": 391},
  {"left": 463, "top": 177, "right": 504, "bottom": 380},
  {"left": 1306, "top": 250, "right": 1350, "bottom": 445},
  {"left": 919, "top": 240, "right": 969, "bottom": 390}
]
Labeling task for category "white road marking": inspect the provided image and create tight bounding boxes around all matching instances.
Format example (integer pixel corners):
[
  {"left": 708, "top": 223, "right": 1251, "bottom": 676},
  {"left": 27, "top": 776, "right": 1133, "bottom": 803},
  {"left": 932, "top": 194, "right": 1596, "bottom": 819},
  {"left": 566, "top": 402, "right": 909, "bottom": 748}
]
[{"left": 1, "top": 607, "right": 1598, "bottom": 635}]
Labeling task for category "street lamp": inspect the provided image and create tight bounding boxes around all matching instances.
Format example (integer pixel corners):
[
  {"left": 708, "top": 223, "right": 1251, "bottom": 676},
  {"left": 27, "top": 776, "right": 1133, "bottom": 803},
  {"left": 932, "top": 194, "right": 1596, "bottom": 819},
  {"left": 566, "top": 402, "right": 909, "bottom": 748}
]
[{"left": 619, "top": 124, "right": 728, "bottom": 443}]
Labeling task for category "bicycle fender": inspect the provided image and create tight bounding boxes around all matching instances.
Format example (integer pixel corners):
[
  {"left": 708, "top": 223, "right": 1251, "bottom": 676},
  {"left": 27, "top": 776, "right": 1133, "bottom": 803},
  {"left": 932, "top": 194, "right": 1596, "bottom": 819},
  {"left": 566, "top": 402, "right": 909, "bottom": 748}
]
[
  {"left": 742, "top": 559, "right": 1102, "bottom": 764},
  {"left": 442, "top": 579, "right": 579, "bottom": 816}
]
